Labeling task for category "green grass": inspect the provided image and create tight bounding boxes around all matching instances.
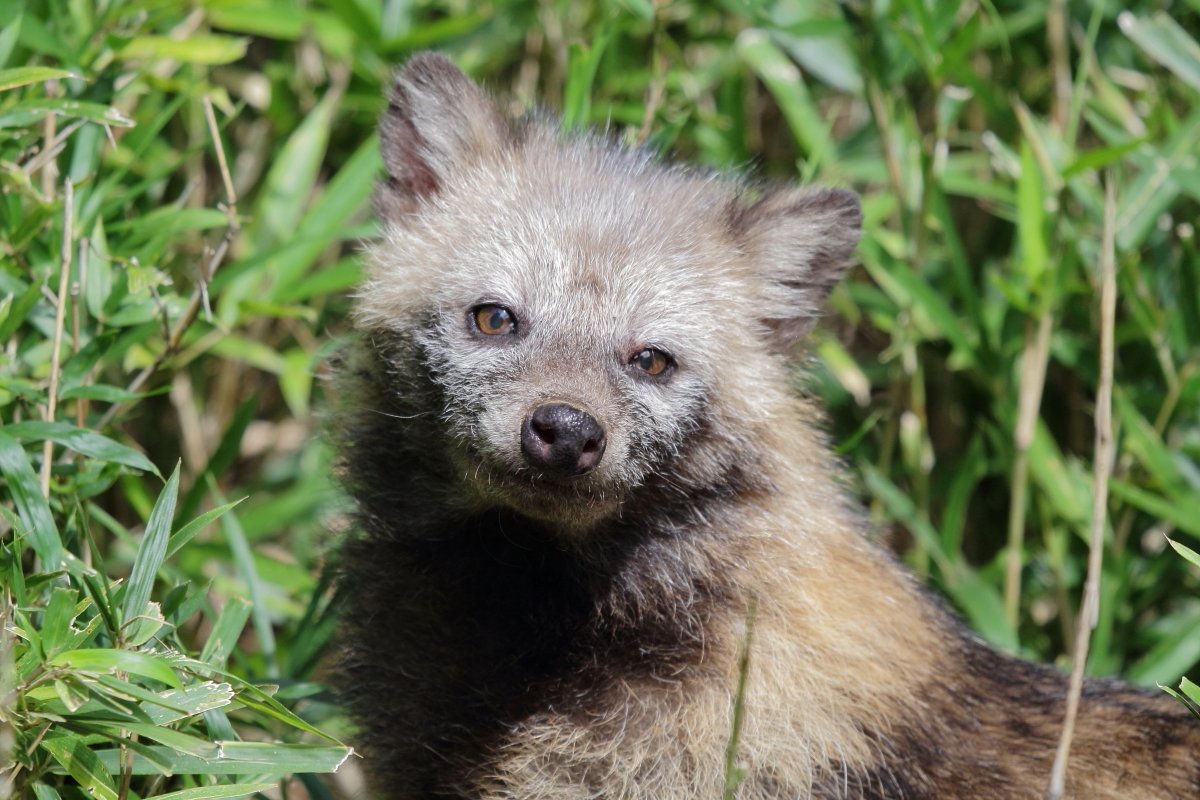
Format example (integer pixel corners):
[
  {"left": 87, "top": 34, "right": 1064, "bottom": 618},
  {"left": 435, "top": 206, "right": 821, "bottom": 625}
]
[{"left": 2, "top": 0, "right": 1199, "bottom": 796}]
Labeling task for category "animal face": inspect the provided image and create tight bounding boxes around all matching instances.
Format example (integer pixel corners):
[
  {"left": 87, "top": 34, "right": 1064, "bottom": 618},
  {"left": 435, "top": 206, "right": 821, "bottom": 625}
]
[{"left": 355, "top": 54, "right": 862, "bottom": 527}]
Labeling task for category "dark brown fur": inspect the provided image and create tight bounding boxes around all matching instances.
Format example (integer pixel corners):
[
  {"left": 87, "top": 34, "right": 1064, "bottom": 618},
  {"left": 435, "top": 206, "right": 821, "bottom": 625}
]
[{"left": 334, "top": 53, "right": 1200, "bottom": 799}]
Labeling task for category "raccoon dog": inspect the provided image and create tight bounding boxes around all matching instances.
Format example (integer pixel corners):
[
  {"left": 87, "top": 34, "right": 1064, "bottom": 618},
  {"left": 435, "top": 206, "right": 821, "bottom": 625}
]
[{"left": 336, "top": 52, "right": 1200, "bottom": 799}]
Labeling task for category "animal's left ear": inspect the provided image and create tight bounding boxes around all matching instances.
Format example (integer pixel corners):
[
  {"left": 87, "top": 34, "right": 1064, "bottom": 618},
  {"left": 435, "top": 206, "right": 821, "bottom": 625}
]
[{"left": 730, "top": 187, "right": 862, "bottom": 352}]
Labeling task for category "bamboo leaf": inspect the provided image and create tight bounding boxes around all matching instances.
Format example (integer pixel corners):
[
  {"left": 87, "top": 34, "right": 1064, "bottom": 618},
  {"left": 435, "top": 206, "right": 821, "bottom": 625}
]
[
  {"left": 41, "top": 735, "right": 119, "bottom": 800},
  {"left": 1017, "top": 140, "right": 1047, "bottom": 288},
  {"left": 122, "top": 463, "right": 180, "bottom": 628},
  {"left": 1120, "top": 11, "right": 1200, "bottom": 93},
  {"left": 200, "top": 597, "right": 252, "bottom": 667},
  {"left": 168, "top": 498, "right": 246, "bottom": 559},
  {"left": 562, "top": 24, "right": 613, "bottom": 130},
  {"left": 152, "top": 784, "right": 277, "bottom": 800},
  {"left": 87, "top": 742, "right": 354, "bottom": 776},
  {"left": 1167, "top": 538, "right": 1200, "bottom": 571},
  {"left": 8, "top": 98, "right": 133, "bottom": 127},
  {"left": 4, "top": 421, "right": 160, "bottom": 477},
  {"left": 0, "top": 431, "right": 61, "bottom": 568},
  {"left": 120, "top": 35, "right": 250, "bottom": 65},
  {"left": 737, "top": 28, "right": 832, "bottom": 167},
  {"left": 253, "top": 89, "right": 338, "bottom": 248},
  {"left": 0, "top": 66, "right": 80, "bottom": 91},
  {"left": 49, "top": 648, "right": 182, "bottom": 688}
]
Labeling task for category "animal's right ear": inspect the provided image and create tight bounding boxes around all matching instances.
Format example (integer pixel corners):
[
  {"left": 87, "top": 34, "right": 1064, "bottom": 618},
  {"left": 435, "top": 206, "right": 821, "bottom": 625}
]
[
  {"left": 377, "top": 52, "right": 511, "bottom": 217},
  {"left": 730, "top": 187, "right": 862, "bottom": 353}
]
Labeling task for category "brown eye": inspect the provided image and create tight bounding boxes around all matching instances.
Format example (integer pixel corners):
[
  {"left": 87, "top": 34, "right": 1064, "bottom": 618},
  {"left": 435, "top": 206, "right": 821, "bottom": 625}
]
[
  {"left": 631, "top": 348, "right": 672, "bottom": 378},
  {"left": 472, "top": 304, "right": 516, "bottom": 336}
]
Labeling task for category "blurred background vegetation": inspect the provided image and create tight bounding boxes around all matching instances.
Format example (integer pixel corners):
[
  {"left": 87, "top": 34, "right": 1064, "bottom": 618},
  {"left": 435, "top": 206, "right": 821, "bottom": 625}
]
[{"left": 2, "top": 0, "right": 1199, "bottom": 796}]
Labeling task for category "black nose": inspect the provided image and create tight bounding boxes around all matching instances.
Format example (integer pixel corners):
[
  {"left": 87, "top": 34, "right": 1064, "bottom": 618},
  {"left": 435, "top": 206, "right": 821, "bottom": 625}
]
[{"left": 521, "top": 403, "right": 607, "bottom": 476}]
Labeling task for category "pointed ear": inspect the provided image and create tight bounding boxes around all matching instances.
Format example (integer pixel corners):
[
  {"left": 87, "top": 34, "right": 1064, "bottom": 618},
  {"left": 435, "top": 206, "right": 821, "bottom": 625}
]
[
  {"left": 377, "top": 52, "right": 512, "bottom": 218},
  {"left": 730, "top": 187, "right": 862, "bottom": 352}
]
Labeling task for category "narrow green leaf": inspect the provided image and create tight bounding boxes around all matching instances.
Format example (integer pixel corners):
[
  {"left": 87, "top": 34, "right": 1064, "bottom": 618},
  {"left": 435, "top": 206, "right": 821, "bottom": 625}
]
[
  {"left": 1115, "top": 390, "right": 1186, "bottom": 492},
  {"left": 31, "top": 784, "right": 64, "bottom": 800},
  {"left": 857, "top": 239, "right": 977, "bottom": 364},
  {"left": 168, "top": 498, "right": 246, "bottom": 559},
  {"left": 200, "top": 597, "right": 252, "bottom": 667},
  {"left": 776, "top": 29, "right": 862, "bottom": 94},
  {"left": 1162, "top": 684, "right": 1200, "bottom": 721},
  {"left": 279, "top": 348, "right": 313, "bottom": 417},
  {"left": 1167, "top": 538, "right": 1200, "bottom": 571},
  {"left": 1016, "top": 140, "right": 1047, "bottom": 287},
  {"left": 122, "top": 462, "right": 180, "bottom": 628},
  {"left": 4, "top": 421, "right": 160, "bottom": 477},
  {"left": 737, "top": 29, "right": 832, "bottom": 168},
  {"left": 59, "top": 384, "right": 152, "bottom": 403},
  {"left": 1026, "top": 423, "right": 1090, "bottom": 534},
  {"left": 78, "top": 568, "right": 119, "bottom": 637},
  {"left": 120, "top": 35, "right": 250, "bottom": 65},
  {"left": 90, "top": 673, "right": 192, "bottom": 715},
  {"left": 206, "top": 4, "right": 355, "bottom": 54},
  {"left": 10, "top": 98, "right": 134, "bottom": 127},
  {"left": 178, "top": 399, "right": 256, "bottom": 521},
  {"left": 1128, "top": 614, "right": 1200, "bottom": 686},
  {"left": 80, "top": 720, "right": 222, "bottom": 758},
  {"left": 268, "top": 136, "right": 379, "bottom": 299},
  {"left": 273, "top": 256, "right": 363, "bottom": 304},
  {"left": 152, "top": 784, "right": 276, "bottom": 800},
  {"left": 204, "top": 707, "right": 238, "bottom": 741},
  {"left": 861, "top": 464, "right": 1017, "bottom": 651},
  {"left": 1110, "top": 480, "right": 1200, "bottom": 538},
  {"left": 84, "top": 216, "right": 113, "bottom": 320},
  {"left": 54, "top": 677, "right": 89, "bottom": 711},
  {"left": 816, "top": 338, "right": 870, "bottom": 406},
  {"left": 209, "top": 336, "right": 288, "bottom": 373},
  {"left": 562, "top": 24, "right": 612, "bottom": 130},
  {"left": 88, "top": 742, "right": 354, "bottom": 775},
  {"left": 49, "top": 648, "right": 182, "bottom": 688},
  {"left": 253, "top": 89, "right": 337, "bottom": 248},
  {"left": 1062, "top": 138, "right": 1147, "bottom": 178},
  {"left": 141, "top": 682, "right": 235, "bottom": 724},
  {"left": 0, "top": 431, "right": 62, "bottom": 568},
  {"left": 1116, "top": 109, "right": 1200, "bottom": 249},
  {"left": 41, "top": 735, "right": 119, "bottom": 800},
  {"left": 0, "top": 66, "right": 80, "bottom": 91},
  {"left": 38, "top": 586, "right": 81, "bottom": 658},
  {"left": 1120, "top": 11, "right": 1200, "bottom": 93},
  {"left": 0, "top": 281, "right": 42, "bottom": 341},
  {"left": 212, "top": 481, "right": 277, "bottom": 675},
  {"left": 124, "top": 601, "right": 165, "bottom": 646},
  {"left": 1180, "top": 676, "right": 1200, "bottom": 706}
]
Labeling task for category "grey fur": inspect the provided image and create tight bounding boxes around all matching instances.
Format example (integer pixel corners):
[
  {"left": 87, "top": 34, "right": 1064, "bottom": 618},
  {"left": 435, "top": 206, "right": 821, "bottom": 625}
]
[{"left": 334, "top": 52, "right": 1200, "bottom": 799}]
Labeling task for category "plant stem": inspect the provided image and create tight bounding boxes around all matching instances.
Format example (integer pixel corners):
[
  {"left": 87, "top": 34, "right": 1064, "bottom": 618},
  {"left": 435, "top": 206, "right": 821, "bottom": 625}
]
[
  {"left": 41, "top": 179, "right": 73, "bottom": 498},
  {"left": 1046, "top": 176, "right": 1117, "bottom": 800},
  {"left": 1004, "top": 311, "right": 1053, "bottom": 630}
]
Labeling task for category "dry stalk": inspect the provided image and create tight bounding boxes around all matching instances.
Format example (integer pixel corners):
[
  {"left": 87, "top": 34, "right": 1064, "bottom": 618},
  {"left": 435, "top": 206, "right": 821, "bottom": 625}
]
[
  {"left": 1003, "top": 310, "right": 1053, "bottom": 629},
  {"left": 1046, "top": 176, "right": 1117, "bottom": 800},
  {"left": 39, "top": 81, "right": 59, "bottom": 198},
  {"left": 41, "top": 180, "right": 74, "bottom": 498},
  {"left": 1047, "top": 0, "right": 1071, "bottom": 133},
  {"left": 21, "top": 120, "right": 84, "bottom": 180},
  {"left": 635, "top": 0, "right": 669, "bottom": 146},
  {"left": 74, "top": 237, "right": 87, "bottom": 428},
  {"left": 866, "top": 81, "right": 906, "bottom": 214},
  {"left": 97, "top": 97, "right": 240, "bottom": 429}
]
